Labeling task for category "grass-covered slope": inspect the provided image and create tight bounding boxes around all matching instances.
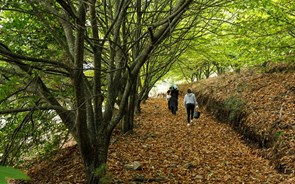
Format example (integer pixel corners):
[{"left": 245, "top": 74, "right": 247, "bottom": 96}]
[{"left": 190, "top": 63, "right": 295, "bottom": 174}]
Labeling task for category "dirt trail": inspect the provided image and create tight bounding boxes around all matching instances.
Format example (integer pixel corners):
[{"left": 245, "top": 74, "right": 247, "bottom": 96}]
[
  {"left": 20, "top": 96, "right": 294, "bottom": 183},
  {"left": 108, "top": 97, "right": 294, "bottom": 183}
]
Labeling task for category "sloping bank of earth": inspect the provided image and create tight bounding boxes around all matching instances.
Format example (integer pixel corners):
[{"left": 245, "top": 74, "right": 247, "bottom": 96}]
[{"left": 189, "top": 62, "right": 294, "bottom": 177}]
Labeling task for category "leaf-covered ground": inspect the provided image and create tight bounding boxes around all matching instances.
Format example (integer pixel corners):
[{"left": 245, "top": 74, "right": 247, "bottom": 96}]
[
  {"left": 13, "top": 64, "right": 295, "bottom": 183},
  {"left": 190, "top": 63, "right": 295, "bottom": 175},
  {"left": 17, "top": 97, "right": 294, "bottom": 183},
  {"left": 107, "top": 98, "right": 294, "bottom": 183}
]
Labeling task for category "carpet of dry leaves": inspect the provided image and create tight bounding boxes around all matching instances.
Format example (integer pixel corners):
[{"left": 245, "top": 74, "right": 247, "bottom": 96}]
[
  {"left": 15, "top": 63, "right": 295, "bottom": 183},
  {"left": 107, "top": 98, "right": 294, "bottom": 183},
  {"left": 21, "top": 98, "right": 294, "bottom": 183},
  {"left": 190, "top": 63, "right": 295, "bottom": 176}
]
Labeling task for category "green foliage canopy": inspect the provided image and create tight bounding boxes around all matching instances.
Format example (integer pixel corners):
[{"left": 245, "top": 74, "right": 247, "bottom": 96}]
[{"left": 166, "top": 0, "right": 294, "bottom": 82}]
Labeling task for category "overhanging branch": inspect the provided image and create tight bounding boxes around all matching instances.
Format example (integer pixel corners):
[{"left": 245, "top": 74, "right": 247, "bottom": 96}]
[
  {"left": 0, "top": 42, "right": 72, "bottom": 71},
  {"left": 0, "top": 105, "right": 68, "bottom": 115}
]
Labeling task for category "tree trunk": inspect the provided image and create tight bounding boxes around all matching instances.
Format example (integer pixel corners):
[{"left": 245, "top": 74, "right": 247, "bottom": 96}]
[
  {"left": 122, "top": 81, "right": 137, "bottom": 133},
  {"left": 122, "top": 107, "right": 134, "bottom": 134},
  {"left": 84, "top": 132, "right": 111, "bottom": 184}
]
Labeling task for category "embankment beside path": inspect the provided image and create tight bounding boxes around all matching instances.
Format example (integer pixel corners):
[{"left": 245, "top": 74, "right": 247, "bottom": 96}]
[{"left": 186, "top": 63, "right": 295, "bottom": 175}]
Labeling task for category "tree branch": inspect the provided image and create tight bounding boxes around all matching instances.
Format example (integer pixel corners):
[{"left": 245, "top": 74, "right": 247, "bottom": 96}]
[
  {"left": 0, "top": 42, "right": 72, "bottom": 71},
  {"left": 0, "top": 105, "right": 67, "bottom": 115}
]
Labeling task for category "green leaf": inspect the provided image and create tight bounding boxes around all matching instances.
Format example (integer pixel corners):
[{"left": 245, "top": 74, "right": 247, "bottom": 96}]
[{"left": 0, "top": 166, "right": 30, "bottom": 183}]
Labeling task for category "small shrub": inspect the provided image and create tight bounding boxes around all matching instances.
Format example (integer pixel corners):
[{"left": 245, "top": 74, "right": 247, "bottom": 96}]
[
  {"left": 224, "top": 96, "right": 245, "bottom": 123},
  {"left": 95, "top": 164, "right": 112, "bottom": 184}
]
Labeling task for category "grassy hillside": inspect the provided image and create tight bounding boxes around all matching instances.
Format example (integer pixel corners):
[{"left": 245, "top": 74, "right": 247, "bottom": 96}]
[{"left": 186, "top": 62, "right": 294, "bottom": 174}]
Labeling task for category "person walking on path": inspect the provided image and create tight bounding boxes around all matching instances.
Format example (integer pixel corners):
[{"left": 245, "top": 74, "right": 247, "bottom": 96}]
[
  {"left": 170, "top": 86, "right": 179, "bottom": 115},
  {"left": 166, "top": 87, "right": 172, "bottom": 110},
  {"left": 184, "top": 88, "right": 198, "bottom": 126}
]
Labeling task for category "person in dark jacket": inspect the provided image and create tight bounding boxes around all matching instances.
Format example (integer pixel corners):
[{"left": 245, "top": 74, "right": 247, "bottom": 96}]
[
  {"left": 184, "top": 88, "right": 198, "bottom": 126},
  {"left": 169, "top": 86, "right": 179, "bottom": 115},
  {"left": 166, "top": 87, "right": 172, "bottom": 110}
]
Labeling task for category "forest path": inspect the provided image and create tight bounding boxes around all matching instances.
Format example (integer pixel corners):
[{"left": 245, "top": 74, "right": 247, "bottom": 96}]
[
  {"left": 108, "top": 97, "right": 293, "bottom": 183},
  {"left": 22, "top": 97, "right": 294, "bottom": 183}
]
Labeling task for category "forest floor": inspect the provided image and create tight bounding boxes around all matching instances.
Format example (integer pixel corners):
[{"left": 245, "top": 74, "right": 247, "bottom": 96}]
[
  {"left": 18, "top": 97, "right": 294, "bottom": 183},
  {"left": 13, "top": 63, "right": 295, "bottom": 183}
]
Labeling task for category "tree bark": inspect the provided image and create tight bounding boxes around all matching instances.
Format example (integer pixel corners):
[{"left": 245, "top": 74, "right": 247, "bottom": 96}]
[{"left": 122, "top": 80, "right": 137, "bottom": 133}]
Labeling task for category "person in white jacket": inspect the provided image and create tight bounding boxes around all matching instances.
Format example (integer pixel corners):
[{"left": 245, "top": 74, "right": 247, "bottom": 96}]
[{"left": 184, "top": 88, "right": 198, "bottom": 126}]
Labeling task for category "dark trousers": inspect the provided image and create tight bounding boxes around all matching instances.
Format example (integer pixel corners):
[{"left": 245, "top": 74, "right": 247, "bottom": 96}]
[
  {"left": 170, "top": 98, "right": 178, "bottom": 115},
  {"left": 186, "top": 103, "right": 195, "bottom": 123}
]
